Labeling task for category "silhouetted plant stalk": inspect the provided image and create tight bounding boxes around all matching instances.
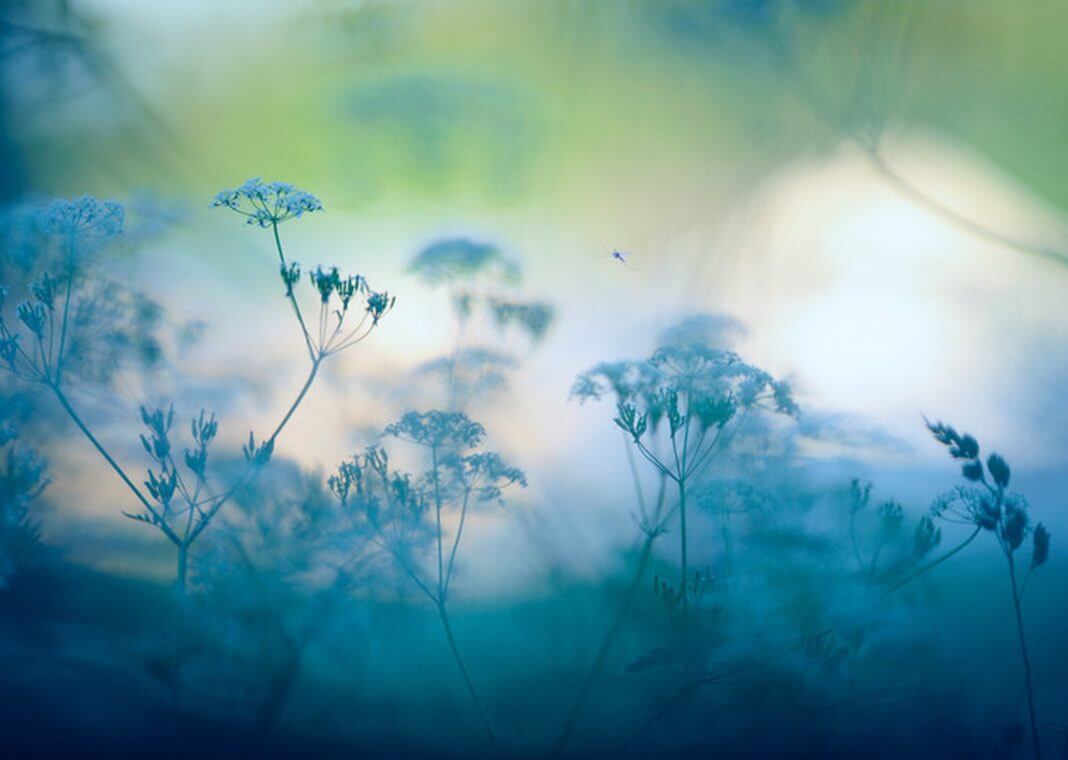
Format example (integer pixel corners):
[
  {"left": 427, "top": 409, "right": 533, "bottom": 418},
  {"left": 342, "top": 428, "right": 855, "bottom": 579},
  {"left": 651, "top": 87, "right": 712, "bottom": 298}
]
[
  {"left": 878, "top": 524, "right": 979, "bottom": 597},
  {"left": 0, "top": 186, "right": 395, "bottom": 597},
  {"left": 924, "top": 419, "right": 1050, "bottom": 759},
  {"left": 572, "top": 342, "right": 797, "bottom": 624},
  {"left": 549, "top": 461, "right": 669, "bottom": 758},
  {"left": 695, "top": 479, "right": 763, "bottom": 581},
  {"left": 842, "top": 477, "right": 949, "bottom": 592},
  {"left": 0, "top": 408, "right": 48, "bottom": 589},
  {"left": 330, "top": 411, "right": 525, "bottom": 752},
  {"left": 618, "top": 624, "right": 838, "bottom": 752}
]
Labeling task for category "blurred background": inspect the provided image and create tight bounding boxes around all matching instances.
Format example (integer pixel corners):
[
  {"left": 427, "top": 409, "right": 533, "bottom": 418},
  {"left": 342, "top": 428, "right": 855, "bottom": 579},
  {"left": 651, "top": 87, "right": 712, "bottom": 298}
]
[
  {"left": 6, "top": 0, "right": 1068, "bottom": 576},
  {"left": 2, "top": 1, "right": 1067, "bottom": 756}
]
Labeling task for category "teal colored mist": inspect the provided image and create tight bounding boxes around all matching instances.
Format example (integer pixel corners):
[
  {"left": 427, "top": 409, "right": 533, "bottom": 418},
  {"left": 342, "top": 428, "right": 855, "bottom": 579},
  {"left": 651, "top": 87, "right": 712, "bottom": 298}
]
[{"left": 1, "top": 2, "right": 1067, "bottom": 758}]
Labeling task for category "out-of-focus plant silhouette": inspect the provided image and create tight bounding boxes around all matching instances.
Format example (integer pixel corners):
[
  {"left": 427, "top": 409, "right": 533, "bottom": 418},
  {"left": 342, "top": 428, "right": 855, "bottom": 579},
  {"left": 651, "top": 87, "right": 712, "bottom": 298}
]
[
  {"left": 0, "top": 3, "right": 1064, "bottom": 758},
  {"left": 572, "top": 326, "right": 798, "bottom": 622},
  {"left": 408, "top": 237, "right": 553, "bottom": 410},
  {"left": 331, "top": 410, "right": 524, "bottom": 752},
  {"left": 554, "top": 315, "right": 797, "bottom": 754},
  {"left": 845, "top": 478, "right": 941, "bottom": 586},
  {"left": 922, "top": 419, "right": 1050, "bottom": 759},
  {"left": 191, "top": 463, "right": 379, "bottom": 731},
  {"left": 685, "top": 0, "right": 1068, "bottom": 265},
  {"left": 0, "top": 403, "right": 47, "bottom": 590}
]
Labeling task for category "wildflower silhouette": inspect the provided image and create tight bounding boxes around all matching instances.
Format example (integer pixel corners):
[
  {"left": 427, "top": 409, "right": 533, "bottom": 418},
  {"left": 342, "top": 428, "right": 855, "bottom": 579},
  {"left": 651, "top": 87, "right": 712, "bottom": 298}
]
[
  {"left": 408, "top": 236, "right": 553, "bottom": 410},
  {"left": 0, "top": 186, "right": 394, "bottom": 595},
  {"left": 693, "top": 478, "right": 774, "bottom": 579},
  {"left": 330, "top": 410, "right": 525, "bottom": 752},
  {"left": 0, "top": 412, "right": 47, "bottom": 590},
  {"left": 555, "top": 328, "right": 797, "bottom": 756},
  {"left": 846, "top": 478, "right": 941, "bottom": 584},
  {"left": 922, "top": 419, "right": 1050, "bottom": 759},
  {"left": 196, "top": 466, "right": 378, "bottom": 731},
  {"left": 573, "top": 341, "right": 798, "bottom": 621}
]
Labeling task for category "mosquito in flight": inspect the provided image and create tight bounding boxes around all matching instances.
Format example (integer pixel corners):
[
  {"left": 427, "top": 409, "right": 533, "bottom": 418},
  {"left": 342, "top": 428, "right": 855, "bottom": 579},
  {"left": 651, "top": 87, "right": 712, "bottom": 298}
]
[{"left": 605, "top": 248, "right": 635, "bottom": 269}]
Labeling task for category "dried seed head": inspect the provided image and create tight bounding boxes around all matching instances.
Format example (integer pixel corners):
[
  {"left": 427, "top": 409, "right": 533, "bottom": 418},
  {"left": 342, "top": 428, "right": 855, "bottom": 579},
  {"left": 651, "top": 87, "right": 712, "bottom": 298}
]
[
  {"left": 1000, "top": 505, "right": 1028, "bottom": 551},
  {"left": 913, "top": 516, "right": 942, "bottom": 557},
  {"left": 1032, "top": 523, "right": 1050, "bottom": 568},
  {"left": 987, "top": 453, "right": 1011, "bottom": 489},
  {"left": 29, "top": 274, "right": 56, "bottom": 310},
  {"left": 962, "top": 460, "right": 984, "bottom": 482},
  {"left": 878, "top": 501, "right": 904, "bottom": 539},
  {"left": 16, "top": 301, "right": 46, "bottom": 337}
]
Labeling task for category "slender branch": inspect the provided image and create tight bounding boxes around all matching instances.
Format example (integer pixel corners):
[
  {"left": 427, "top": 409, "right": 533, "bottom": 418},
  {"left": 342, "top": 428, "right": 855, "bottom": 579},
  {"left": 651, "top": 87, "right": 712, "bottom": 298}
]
[
  {"left": 1007, "top": 553, "right": 1042, "bottom": 760},
  {"left": 621, "top": 431, "right": 647, "bottom": 521},
  {"left": 683, "top": 424, "right": 725, "bottom": 480},
  {"left": 370, "top": 535, "right": 436, "bottom": 604},
  {"left": 550, "top": 534, "right": 656, "bottom": 757},
  {"left": 618, "top": 627, "right": 834, "bottom": 750},
  {"left": 678, "top": 476, "right": 689, "bottom": 621},
  {"left": 880, "top": 525, "right": 981, "bottom": 597},
  {"left": 443, "top": 486, "right": 471, "bottom": 598},
  {"left": 186, "top": 357, "right": 322, "bottom": 546},
  {"left": 867, "top": 148, "right": 1064, "bottom": 265},
  {"left": 271, "top": 221, "right": 316, "bottom": 361},
  {"left": 55, "top": 234, "right": 76, "bottom": 384},
  {"left": 849, "top": 511, "right": 869, "bottom": 577},
  {"left": 268, "top": 358, "right": 320, "bottom": 442},
  {"left": 431, "top": 446, "right": 445, "bottom": 598},
  {"left": 772, "top": 38, "right": 1068, "bottom": 267},
  {"left": 437, "top": 601, "right": 499, "bottom": 753},
  {"left": 50, "top": 383, "right": 180, "bottom": 545},
  {"left": 633, "top": 439, "right": 675, "bottom": 481}
]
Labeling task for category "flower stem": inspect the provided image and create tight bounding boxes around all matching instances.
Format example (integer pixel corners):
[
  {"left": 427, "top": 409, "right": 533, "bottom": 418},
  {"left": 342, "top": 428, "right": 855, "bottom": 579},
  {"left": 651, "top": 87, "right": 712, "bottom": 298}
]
[
  {"left": 881, "top": 525, "right": 981, "bottom": 597},
  {"left": 550, "top": 534, "right": 656, "bottom": 757},
  {"left": 678, "top": 476, "right": 688, "bottom": 621},
  {"left": 50, "top": 383, "right": 179, "bottom": 546},
  {"left": 269, "top": 358, "right": 320, "bottom": 442},
  {"left": 436, "top": 601, "right": 498, "bottom": 753},
  {"left": 1007, "top": 553, "right": 1042, "bottom": 759},
  {"left": 271, "top": 221, "right": 316, "bottom": 361},
  {"left": 54, "top": 234, "right": 76, "bottom": 384}
]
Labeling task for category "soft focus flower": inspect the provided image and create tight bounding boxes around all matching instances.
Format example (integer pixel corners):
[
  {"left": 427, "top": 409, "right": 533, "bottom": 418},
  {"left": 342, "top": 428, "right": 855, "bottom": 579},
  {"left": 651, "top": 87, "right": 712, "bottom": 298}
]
[{"left": 40, "top": 195, "right": 124, "bottom": 237}]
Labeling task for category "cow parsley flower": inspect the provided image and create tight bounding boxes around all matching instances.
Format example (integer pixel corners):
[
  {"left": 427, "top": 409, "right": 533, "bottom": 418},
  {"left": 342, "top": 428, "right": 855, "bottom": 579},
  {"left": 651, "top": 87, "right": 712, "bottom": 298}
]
[
  {"left": 384, "top": 410, "right": 486, "bottom": 450},
  {"left": 212, "top": 178, "right": 323, "bottom": 227},
  {"left": 408, "top": 237, "right": 519, "bottom": 285},
  {"left": 39, "top": 195, "right": 125, "bottom": 237}
]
